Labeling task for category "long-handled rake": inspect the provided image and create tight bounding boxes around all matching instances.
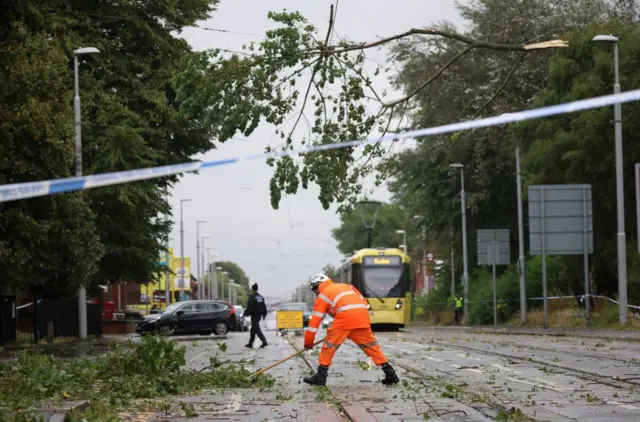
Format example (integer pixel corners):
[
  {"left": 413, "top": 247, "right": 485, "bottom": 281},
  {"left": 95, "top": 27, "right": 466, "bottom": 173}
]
[{"left": 250, "top": 338, "right": 324, "bottom": 379}]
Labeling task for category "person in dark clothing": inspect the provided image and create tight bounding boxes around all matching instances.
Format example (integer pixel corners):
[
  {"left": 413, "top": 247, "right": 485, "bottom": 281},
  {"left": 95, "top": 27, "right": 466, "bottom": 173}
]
[{"left": 244, "top": 283, "right": 268, "bottom": 348}]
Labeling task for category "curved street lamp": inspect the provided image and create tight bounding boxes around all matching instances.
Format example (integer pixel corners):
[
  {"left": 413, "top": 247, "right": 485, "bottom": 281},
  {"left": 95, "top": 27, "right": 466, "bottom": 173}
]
[{"left": 355, "top": 200, "right": 383, "bottom": 248}]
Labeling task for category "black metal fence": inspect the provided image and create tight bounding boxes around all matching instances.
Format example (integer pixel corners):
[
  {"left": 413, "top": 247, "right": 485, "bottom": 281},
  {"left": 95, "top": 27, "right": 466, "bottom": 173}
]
[
  {"left": 1, "top": 295, "right": 102, "bottom": 345},
  {"left": 0, "top": 296, "right": 17, "bottom": 345},
  {"left": 37, "top": 298, "right": 102, "bottom": 338}
]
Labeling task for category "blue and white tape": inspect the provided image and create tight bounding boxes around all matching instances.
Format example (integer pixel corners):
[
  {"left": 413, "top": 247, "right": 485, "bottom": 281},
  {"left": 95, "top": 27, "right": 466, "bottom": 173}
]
[{"left": 2, "top": 88, "right": 640, "bottom": 203}]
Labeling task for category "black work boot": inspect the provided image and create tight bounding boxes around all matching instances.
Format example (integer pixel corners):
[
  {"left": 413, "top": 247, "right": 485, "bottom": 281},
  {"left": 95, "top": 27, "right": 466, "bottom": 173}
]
[
  {"left": 303, "top": 365, "right": 328, "bottom": 386},
  {"left": 381, "top": 363, "right": 400, "bottom": 385}
]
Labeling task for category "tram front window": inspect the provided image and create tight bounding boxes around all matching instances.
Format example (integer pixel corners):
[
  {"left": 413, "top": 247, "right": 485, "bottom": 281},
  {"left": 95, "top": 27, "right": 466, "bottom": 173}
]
[{"left": 362, "top": 266, "right": 404, "bottom": 298}]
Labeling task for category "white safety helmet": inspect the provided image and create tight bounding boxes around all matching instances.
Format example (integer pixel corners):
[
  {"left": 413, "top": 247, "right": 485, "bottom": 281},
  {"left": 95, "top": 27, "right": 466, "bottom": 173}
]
[{"left": 309, "top": 273, "right": 330, "bottom": 289}]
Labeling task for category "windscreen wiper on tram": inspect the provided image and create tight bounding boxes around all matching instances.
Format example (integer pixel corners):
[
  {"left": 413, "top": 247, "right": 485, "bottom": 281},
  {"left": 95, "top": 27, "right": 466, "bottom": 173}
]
[{"left": 363, "top": 285, "right": 385, "bottom": 303}]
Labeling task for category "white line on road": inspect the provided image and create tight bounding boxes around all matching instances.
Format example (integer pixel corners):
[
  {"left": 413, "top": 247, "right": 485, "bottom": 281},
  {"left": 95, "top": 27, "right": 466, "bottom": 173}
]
[
  {"left": 400, "top": 341, "right": 431, "bottom": 349},
  {"left": 533, "top": 378, "right": 571, "bottom": 391},
  {"left": 423, "top": 355, "right": 443, "bottom": 362},
  {"left": 608, "top": 401, "right": 640, "bottom": 410},
  {"left": 218, "top": 392, "right": 243, "bottom": 414},
  {"left": 456, "top": 353, "right": 482, "bottom": 361},
  {"left": 506, "top": 376, "right": 564, "bottom": 393},
  {"left": 386, "top": 344, "right": 412, "bottom": 353},
  {"left": 187, "top": 351, "right": 207, "bottom": 363},
  {"left": 491, "top": 363, "right": 522, "bottom": 374},
  {"left": 449, "top": 364, "right": 483, "bottom": 374}
]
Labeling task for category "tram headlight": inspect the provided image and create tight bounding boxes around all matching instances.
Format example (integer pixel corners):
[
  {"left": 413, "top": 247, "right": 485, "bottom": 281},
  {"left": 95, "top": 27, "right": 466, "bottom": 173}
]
[
  {"left": 395, "top": 299, "right": 403, "bottom": 309},
  {"left": 366, "top": 303, "right": 371, "bottom": 310}
]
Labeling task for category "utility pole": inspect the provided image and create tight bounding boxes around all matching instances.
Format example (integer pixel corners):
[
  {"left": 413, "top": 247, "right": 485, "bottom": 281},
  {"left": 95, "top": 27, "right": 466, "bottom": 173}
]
[
  {"left": 164, "top": 198, "right": 171, "bottom": 307},
  {"left": 450, "top": 163, "right": 469, "bottom": 318},
  {"left": 74, "top": 46, "right": 100, "bottom": 339},
  {"left": 516, "top": 147, "right": 527, "bottom": 322},
  {"left": 196, "top": 221, "right": 206, "bottom": 300},
  {"left": 179, "top": 199, "right": 191, "bottom": 301}
]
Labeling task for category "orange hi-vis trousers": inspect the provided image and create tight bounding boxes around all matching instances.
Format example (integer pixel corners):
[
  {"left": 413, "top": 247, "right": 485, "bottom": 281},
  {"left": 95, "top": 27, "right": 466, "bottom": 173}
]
[{"left": 319, "top": 327, "right": 388, "bottom": 367}]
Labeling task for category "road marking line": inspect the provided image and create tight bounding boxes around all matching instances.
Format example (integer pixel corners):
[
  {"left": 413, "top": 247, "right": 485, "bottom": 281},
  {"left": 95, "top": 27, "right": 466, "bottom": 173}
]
[
  {"left": 187, "top": 351, "right": 206, "bottom": 363},
  {"left": 456, "top": 353, "right": 482, "bottom": 361},
  {"left": 491, "top": 363, "right": 522, "bottom": 374},
  {"left": 506, "top": 377, "right": 564, "bottom": 393},
  {"left": 401, "top": 341, "right": 431, "bottom": 348},
  {"left": 449, "top": 363, "right": 483, "bottom": 374},
  {"left": 608, "top": 401, "right": 640, "bottom": 410},
  {"left": 533, "top": 378, "right": 571, "bottom": 390},
  {"left": 230, "top": 393, "right": 242, "bottom": 412},
  {"left": 423, "top": 355, "right": 443, "bottom": 362}
]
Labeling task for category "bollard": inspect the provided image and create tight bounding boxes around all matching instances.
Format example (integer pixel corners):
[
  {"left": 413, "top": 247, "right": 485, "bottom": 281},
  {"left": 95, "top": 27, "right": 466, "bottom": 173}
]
[{"left": 47, "top": 321, "right": 54, "bottom": 343}]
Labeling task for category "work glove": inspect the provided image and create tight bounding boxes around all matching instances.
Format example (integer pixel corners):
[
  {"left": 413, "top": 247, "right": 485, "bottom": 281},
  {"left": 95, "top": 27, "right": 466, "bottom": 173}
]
[
  {"left": 262, "top": 314, "right": 266, "bottom": 321},
  {"left": 304, "top": 342, "right": 313, "bottom": 350}
]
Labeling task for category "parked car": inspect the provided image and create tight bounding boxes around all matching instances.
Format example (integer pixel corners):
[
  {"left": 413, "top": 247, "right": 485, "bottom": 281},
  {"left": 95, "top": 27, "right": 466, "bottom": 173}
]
[
  {"left": 135, "top": 300, "right": 236, "bottom": 336},
  {"left": 233, "top": 306, "right": 250, "bottom": 332}
]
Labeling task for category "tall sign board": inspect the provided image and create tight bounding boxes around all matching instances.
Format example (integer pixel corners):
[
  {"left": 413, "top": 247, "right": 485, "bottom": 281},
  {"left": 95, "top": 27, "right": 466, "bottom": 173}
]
[{"left": 529, "top": 184, "right": 593, "bottom": 328}]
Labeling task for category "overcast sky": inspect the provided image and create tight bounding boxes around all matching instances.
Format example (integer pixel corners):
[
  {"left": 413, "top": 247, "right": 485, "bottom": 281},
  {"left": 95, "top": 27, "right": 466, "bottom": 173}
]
[{"left": 168, "top": 0, "right": 465, "bottom": 300}]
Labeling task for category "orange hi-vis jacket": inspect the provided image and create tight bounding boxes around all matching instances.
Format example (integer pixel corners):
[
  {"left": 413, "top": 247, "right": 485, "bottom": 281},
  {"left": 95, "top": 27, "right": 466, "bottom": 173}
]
[{"left": 304, "top": 279, "right": 370, "bottom": 346}]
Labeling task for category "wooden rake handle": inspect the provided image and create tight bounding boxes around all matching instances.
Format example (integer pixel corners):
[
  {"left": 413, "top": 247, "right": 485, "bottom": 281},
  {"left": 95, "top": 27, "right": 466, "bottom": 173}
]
[{"left": 250, "top": 338, "right": 325, "bottom": 379}]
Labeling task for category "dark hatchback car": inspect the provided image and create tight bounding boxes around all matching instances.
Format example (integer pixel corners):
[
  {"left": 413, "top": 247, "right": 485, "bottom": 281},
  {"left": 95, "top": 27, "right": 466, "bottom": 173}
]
[{"left": 136, "top": 300, "right": 236, "bottom": 336}]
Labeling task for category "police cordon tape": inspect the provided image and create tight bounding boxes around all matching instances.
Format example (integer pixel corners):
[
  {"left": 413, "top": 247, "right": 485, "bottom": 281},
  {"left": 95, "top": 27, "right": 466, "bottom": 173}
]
[{"left": 2, "top": 88, "right": 640, "bottom": 203}]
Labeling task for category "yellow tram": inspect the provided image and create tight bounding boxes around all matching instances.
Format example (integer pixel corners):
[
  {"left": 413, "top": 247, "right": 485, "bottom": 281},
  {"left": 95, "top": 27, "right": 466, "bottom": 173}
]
[{"left": 335, "top": 248, "right": 413, "bottom": 330}]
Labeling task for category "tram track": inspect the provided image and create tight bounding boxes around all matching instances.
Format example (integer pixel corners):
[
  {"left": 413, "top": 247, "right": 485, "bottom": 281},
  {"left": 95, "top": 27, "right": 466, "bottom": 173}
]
[
  {"left": 426, "top": 339, "right": 640, "bottom": 390},
  {"left": 382, "top": 336, "right": 640, "bottom": 421},
  {"left": 339, "top": 341, "right": 545, "bottom": 421},
  {"left": 284, "top": 338, "right": 363, "bottom": 422},
  {"left": 453, "top": 337, "right": 640, "bottom": 365}
]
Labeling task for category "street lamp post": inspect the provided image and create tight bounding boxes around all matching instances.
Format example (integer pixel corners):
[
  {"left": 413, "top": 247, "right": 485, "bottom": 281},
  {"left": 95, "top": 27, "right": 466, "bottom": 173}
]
[
  {"left": 396, "top": 230, "right": 407, "bottom": 254},
  {"left": 215, "top": 266, "right": 223, "bottom": 300},
  {"left": 501, "top": 112, "right": 527, "bottom": 323},
  {"left": 221, "top": 271, "right": 228, "bottom": 300},
  {"left": 74, "top": 46, "right": 100, "bottom": 339},
  {"left": 228, "top": 279, "right": 235, "bottom": 304},
  {"left": 355, "top": 200, "right": 383, "bottom": 248},
  {"left": 196, "top": 221, "right": 207, "bottom": 299},
  {"left": 412, "top": 216, "right": 429, "bottom": 296},
  {"left": 450, "top": 163, "right": 469, "bottom": 319},
  {"left": 179, "top": 198, "right": 191, "bottom": 302},
  {"left": 592, "top": 34, "right": 627, "bottom": 324},
  {"left": 200, "top": 236, "right": 210, "bottom": 299},
  {"left": 207, "top": 251, "right": 217, "bottom": 300}
]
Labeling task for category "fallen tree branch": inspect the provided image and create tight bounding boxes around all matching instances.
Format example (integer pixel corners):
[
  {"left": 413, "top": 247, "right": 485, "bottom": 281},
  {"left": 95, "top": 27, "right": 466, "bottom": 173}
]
[
  {"left": 318, "top": 27, "right": 528, "bottom": 55},
  {"left": 285, "top": 5, "right": 335, "bottom": 146},
  {"left": 444, "top": 51, "right": 529, "bottom": 152},
  {"left": 470, "top": 51, "right": 529, "bottom": 120},
  {"left": 384, "top": 45, "right": 475, "bottom": 108}
]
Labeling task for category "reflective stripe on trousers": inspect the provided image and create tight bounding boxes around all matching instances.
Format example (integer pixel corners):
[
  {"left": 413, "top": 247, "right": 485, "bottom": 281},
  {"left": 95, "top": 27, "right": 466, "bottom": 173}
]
[{"left": 319, "top": 327, "right": 388, "bottom": 367}]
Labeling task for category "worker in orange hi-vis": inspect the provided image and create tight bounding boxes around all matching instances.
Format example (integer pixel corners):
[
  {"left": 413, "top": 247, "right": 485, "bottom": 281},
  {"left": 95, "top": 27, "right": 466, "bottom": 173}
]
[{"left": 302, "top": 273, "right": 400, "bottom": 386}]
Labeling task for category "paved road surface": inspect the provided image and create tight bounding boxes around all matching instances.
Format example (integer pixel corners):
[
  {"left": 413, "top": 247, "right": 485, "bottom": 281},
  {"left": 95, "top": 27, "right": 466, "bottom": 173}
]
[{"left": 123, "top": 320, "right": 640, "bottom": 421}]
